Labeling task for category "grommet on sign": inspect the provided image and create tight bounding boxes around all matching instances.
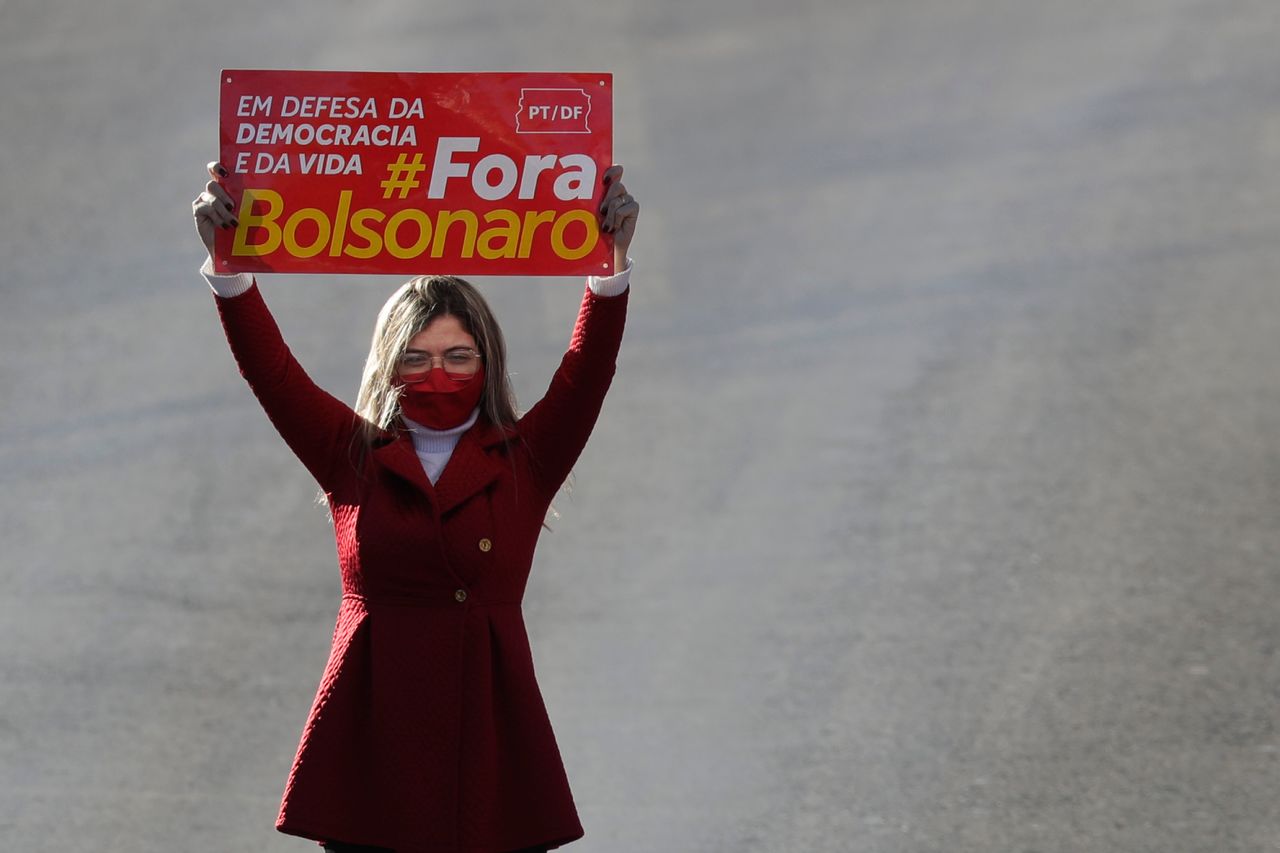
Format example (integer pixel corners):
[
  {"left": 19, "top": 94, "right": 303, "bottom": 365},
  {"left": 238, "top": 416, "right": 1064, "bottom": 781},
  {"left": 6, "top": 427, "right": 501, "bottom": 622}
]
[
  {"left": 478, "top": 538, "right": 492, "bottom": 552},
  {"left": 454, "top": 589, "right": 468, "bottom": 603}
]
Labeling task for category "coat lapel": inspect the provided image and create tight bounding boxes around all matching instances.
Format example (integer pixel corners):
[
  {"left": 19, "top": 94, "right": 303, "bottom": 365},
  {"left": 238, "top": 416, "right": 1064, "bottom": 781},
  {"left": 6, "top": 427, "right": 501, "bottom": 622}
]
[
  {"left": 371, "top": 421, "right": 511, "bottom": 514},
  {"left": 434, "top": 426, "right": 507, "bottom": 514},
  {"left": 371, "top": 432, "right": 438, "bottom": 508}
]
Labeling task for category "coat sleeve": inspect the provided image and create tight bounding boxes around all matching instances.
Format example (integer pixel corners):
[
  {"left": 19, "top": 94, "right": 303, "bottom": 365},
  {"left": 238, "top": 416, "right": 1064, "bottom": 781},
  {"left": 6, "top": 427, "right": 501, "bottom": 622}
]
[
  {"left": 516, "top": 284, "right": 628, "bottom": 496},
  {"left": 214, "top": 283, "right": 363, "bottom": 495}
]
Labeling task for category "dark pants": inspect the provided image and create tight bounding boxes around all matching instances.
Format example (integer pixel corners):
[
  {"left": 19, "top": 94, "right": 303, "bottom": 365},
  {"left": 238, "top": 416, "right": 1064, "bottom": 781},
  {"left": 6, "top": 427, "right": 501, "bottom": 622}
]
[{"left": 323, "top": 844, "right": 549, "bottom": 853}]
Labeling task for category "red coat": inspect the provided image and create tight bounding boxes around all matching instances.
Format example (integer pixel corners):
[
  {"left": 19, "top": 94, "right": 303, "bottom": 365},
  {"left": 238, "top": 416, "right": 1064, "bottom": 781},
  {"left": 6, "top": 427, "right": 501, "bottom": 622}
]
[{"left": 215, "top": 282, "right": 627, "bottom": 852}]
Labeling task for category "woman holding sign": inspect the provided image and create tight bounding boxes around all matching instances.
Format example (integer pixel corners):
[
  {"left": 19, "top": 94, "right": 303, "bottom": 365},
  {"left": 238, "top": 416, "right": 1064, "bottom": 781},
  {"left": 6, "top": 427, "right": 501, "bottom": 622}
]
[{"left": 192, "top": 161, "right": 638, "bottom": 853}]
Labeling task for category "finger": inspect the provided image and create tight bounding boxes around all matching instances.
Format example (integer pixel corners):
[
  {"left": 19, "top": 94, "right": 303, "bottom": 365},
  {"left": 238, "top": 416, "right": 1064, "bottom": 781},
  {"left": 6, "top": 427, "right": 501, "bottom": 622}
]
[
  {"left": 599, "top": 182, "right": 633, "bottom": 228},
  {"left": 598, "top": 186, "right": 626, "bottom": 230},
  {"left": 192, "top": 191, "right": 218, "bottom": 221},
  {"left": 615, "top": 198, "right": 639, "bottom": 226},
  {"left": 601, "top": 194, "right": 620, "bottom": 232},
  {"left": 600, "top": 179, "right": 627, "bottom": 207},
  {"left": 602, "top": 194, "right": 637, "bottom": 233},
  {"left": 195, "top": 191, "right": 237, "bottom": 228},
  {"left": 193, "top": 190, "right": 226, "bottom": 220},
  {"left": 602, "top": 164, "right": 623, "bottom": 187},
  {"left": 205, "top": 180, "right": 236, "bottom": 212},
  {"left": 207, "top": 161, "right": 229, "bottom": 180}
]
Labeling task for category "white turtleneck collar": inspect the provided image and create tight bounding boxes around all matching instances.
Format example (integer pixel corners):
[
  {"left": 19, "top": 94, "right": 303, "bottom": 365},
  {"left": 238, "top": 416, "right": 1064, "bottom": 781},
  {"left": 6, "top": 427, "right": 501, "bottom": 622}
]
[{"left": 401, "top": 408, "right": 480, "bottom": 484}]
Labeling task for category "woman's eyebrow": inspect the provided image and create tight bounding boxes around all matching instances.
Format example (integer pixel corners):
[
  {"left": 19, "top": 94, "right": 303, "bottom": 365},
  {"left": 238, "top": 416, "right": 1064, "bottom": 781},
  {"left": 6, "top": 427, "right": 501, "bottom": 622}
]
[{"left": 404, "top": 345, "right": 475, "bottom": 353}]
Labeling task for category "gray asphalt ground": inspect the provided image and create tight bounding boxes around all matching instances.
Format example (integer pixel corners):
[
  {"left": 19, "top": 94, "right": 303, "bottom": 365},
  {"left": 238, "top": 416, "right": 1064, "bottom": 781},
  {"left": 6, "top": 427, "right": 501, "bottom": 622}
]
[{"left": 3, "top": 1, "right": 1280, "bottom": 851}]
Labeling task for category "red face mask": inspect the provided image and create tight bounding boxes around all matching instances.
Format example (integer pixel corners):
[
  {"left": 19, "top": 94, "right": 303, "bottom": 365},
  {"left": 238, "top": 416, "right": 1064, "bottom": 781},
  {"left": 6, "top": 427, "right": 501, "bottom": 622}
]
[{"left": 396, "top": 366, "right": 486, "bottom": 429}]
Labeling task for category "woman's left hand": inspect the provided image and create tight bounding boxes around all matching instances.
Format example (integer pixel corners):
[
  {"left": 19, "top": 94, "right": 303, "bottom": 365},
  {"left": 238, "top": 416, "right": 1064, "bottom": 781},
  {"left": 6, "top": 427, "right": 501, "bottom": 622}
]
[{"left": 599, "top": 164, "right": 639, "bottom": 270}]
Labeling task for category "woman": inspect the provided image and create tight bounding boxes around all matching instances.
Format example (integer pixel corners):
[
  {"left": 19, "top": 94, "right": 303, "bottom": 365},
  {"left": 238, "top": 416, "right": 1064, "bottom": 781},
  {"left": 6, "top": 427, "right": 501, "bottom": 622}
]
[{"left": 192, "top": 161, "right": 638, "bottom": 853}]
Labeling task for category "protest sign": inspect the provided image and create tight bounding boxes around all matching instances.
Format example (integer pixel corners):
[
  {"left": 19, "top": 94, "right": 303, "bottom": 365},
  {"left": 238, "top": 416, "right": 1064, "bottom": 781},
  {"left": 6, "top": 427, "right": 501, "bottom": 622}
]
[{"left": 213, "top": 70, "right": 613, "bottom": 277}]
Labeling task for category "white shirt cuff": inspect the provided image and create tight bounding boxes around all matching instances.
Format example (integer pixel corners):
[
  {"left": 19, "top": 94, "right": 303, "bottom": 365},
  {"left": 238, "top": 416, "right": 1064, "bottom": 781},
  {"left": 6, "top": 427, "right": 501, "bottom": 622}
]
[
  {"left": 587, "top": 257, "right": 633, "bottom": 298},
  {"left": 200, "top": 256, "right": 256, "bottom": 298}
]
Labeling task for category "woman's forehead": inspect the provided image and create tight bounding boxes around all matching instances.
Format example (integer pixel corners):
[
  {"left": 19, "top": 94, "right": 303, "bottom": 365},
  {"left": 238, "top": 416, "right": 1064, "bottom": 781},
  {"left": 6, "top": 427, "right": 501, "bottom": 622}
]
[{"left": 408, "top": 314, "right": 475, "bottom": 349}]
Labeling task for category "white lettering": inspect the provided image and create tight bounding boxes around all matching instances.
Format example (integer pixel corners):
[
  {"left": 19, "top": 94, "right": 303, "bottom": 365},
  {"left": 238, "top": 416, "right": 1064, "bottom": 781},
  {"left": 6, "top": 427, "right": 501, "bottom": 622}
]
[
  {"left": 552, "top": 154, "right": 595, "bottom": 200},
  {"left": 254, "top": 152, "right": 291, "bottom": 174},
  {"left": 299, "top": 152, "right": 363, "bottom": 174},
  {"left": 234, "top": 123, "right": 415, "bottom": 147},
  {"left": 473, "top": 154, "right": 518, "bottom": 201},
  {"left": 389, "top": 97, "right": 424, "bottom": 119},
  {"left": 236, "top": 95, "right": 273, "bottom": 117},
  {"left": 425, "top": 138, "right": 598, "bottom": 200},
  {"left": 518, "top": 155, "right": 557, "bottom": 200},
  {"left": 428, "top": 137, "right": 480, "bottom": 198}
]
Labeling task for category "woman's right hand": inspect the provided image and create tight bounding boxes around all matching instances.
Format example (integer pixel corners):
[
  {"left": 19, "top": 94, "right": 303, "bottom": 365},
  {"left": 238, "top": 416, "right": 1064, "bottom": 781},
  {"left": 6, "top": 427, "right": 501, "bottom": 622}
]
[{"left": 191, "top": 162, "right": 238, "bottom": 257}]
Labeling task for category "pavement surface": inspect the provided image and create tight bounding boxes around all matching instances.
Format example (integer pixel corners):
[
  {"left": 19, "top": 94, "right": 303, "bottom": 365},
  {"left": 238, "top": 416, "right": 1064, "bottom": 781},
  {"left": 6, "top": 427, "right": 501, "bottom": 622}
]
[{"left": 3, "top": 1, "right": 1280, "bottom": 851}]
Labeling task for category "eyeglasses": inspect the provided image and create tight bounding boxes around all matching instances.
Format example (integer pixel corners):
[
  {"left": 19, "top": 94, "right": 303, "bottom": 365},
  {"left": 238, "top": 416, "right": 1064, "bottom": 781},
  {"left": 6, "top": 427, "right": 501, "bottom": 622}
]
[{"left": 397, "top": 348, "right": 482, "bottom": 375}]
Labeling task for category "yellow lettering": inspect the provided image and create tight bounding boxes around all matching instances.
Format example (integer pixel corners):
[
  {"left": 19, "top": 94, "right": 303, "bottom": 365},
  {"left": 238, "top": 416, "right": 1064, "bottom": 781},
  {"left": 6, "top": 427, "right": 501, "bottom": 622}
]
[
  {"left": 344, "top": 209, "right": 384, "bottom": 259},
  {"left": 478, "top": 210, "right": 520, "bottom": 259},
  {"left": 517, "top": 210, "right": 556, "bottom": 259},
  {"left": 230, "top": 187, "right": 601, "bottom": 268},
  {"left": 385, "top": 209, "right": 432, "bottom": 259},
  {"left": 283, "top": 208, "right": 331, "bottom": 258},
  {"left": 431, "top": 210, "right": 478, "bottom": 259},
  {"left": 232, "top": 189, "right": 283, "bottom": 256},
  {"left": 549, "top": 210, "right": 598, "bottom": 261},
  {"left": 329, "top": 190, "right": 353, "bottom": 256}
]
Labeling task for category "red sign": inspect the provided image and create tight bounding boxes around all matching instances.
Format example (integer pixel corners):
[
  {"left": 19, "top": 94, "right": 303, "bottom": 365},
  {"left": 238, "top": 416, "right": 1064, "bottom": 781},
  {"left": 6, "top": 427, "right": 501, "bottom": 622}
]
[{"left": 214, "top": 70, "right": 614, "bottom": 277}]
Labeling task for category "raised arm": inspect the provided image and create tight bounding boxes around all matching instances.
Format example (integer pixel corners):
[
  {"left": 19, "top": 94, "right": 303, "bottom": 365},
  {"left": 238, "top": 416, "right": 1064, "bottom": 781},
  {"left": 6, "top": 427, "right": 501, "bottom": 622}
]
[
  {"left": 517, "top": 165, "right": 638, "bottom": 494},
  {"left": 192, "top": 163, "right": 363, "bottom": 495}
]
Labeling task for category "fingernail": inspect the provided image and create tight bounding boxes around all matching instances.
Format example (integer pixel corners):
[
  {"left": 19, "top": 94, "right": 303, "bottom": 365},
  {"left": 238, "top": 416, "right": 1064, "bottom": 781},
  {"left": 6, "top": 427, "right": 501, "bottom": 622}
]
[
  {"left": 216, "top": 165, "right": 228, "bottom": 177},
  {"left": 230, "top": 219, "right": 239, "bottom": 227},
  {"left": 224, "top": 202, "right": 234, "bottom": 211},
  {"left": 603, "top": 176, "right": 611, "bottom": 185}
]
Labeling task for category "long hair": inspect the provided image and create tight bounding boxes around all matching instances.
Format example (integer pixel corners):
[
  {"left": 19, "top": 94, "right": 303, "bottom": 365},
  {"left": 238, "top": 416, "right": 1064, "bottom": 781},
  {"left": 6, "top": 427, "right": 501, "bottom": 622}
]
[{"left": 353, "top": 275, "right": 517, "bottom": 450}]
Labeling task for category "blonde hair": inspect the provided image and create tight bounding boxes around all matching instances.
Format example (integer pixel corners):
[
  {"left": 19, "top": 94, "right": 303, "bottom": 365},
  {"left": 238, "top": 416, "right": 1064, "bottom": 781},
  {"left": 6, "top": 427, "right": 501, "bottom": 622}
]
[{"left": 353, "top": 275, "right": 517, "bottom": 450}]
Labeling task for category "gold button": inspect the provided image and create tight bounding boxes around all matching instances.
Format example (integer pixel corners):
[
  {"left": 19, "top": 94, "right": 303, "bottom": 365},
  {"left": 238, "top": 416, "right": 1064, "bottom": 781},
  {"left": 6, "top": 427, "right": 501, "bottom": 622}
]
[
  {"left": 478, "top": 538, "right": 492, "bottom": 553},
  {"left": 454, "top": 589, "right": 468, "bottom": 603}
]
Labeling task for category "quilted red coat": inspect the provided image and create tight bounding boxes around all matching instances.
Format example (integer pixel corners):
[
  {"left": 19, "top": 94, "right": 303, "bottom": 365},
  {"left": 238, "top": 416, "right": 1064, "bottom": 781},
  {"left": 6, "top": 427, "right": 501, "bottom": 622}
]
[{"left": 215, "top": 281, "right": 627, "bottom": 852}]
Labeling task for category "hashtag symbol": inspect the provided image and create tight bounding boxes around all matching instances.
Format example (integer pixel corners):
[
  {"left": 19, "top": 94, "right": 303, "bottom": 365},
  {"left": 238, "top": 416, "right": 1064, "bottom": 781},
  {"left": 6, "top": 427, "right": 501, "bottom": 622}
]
[{"left": 381, "top": 153, "right": 426, "bottom": 199}]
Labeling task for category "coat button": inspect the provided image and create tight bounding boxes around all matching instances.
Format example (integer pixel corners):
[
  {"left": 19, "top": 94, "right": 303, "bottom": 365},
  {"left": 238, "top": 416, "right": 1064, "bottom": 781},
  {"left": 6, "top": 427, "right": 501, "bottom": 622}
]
[
  {"left": 478, "top": 538, "right": 492, "bottom": 553},
  {"left": 454, "top": 589, "right": 468, "bottom": 603}
]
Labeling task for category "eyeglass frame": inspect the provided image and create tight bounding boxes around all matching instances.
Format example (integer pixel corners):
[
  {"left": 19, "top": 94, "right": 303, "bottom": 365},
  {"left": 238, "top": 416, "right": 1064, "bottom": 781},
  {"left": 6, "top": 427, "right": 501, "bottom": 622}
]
[{"left": 396, "top": 347, "right": 484, "bottom": 375}]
